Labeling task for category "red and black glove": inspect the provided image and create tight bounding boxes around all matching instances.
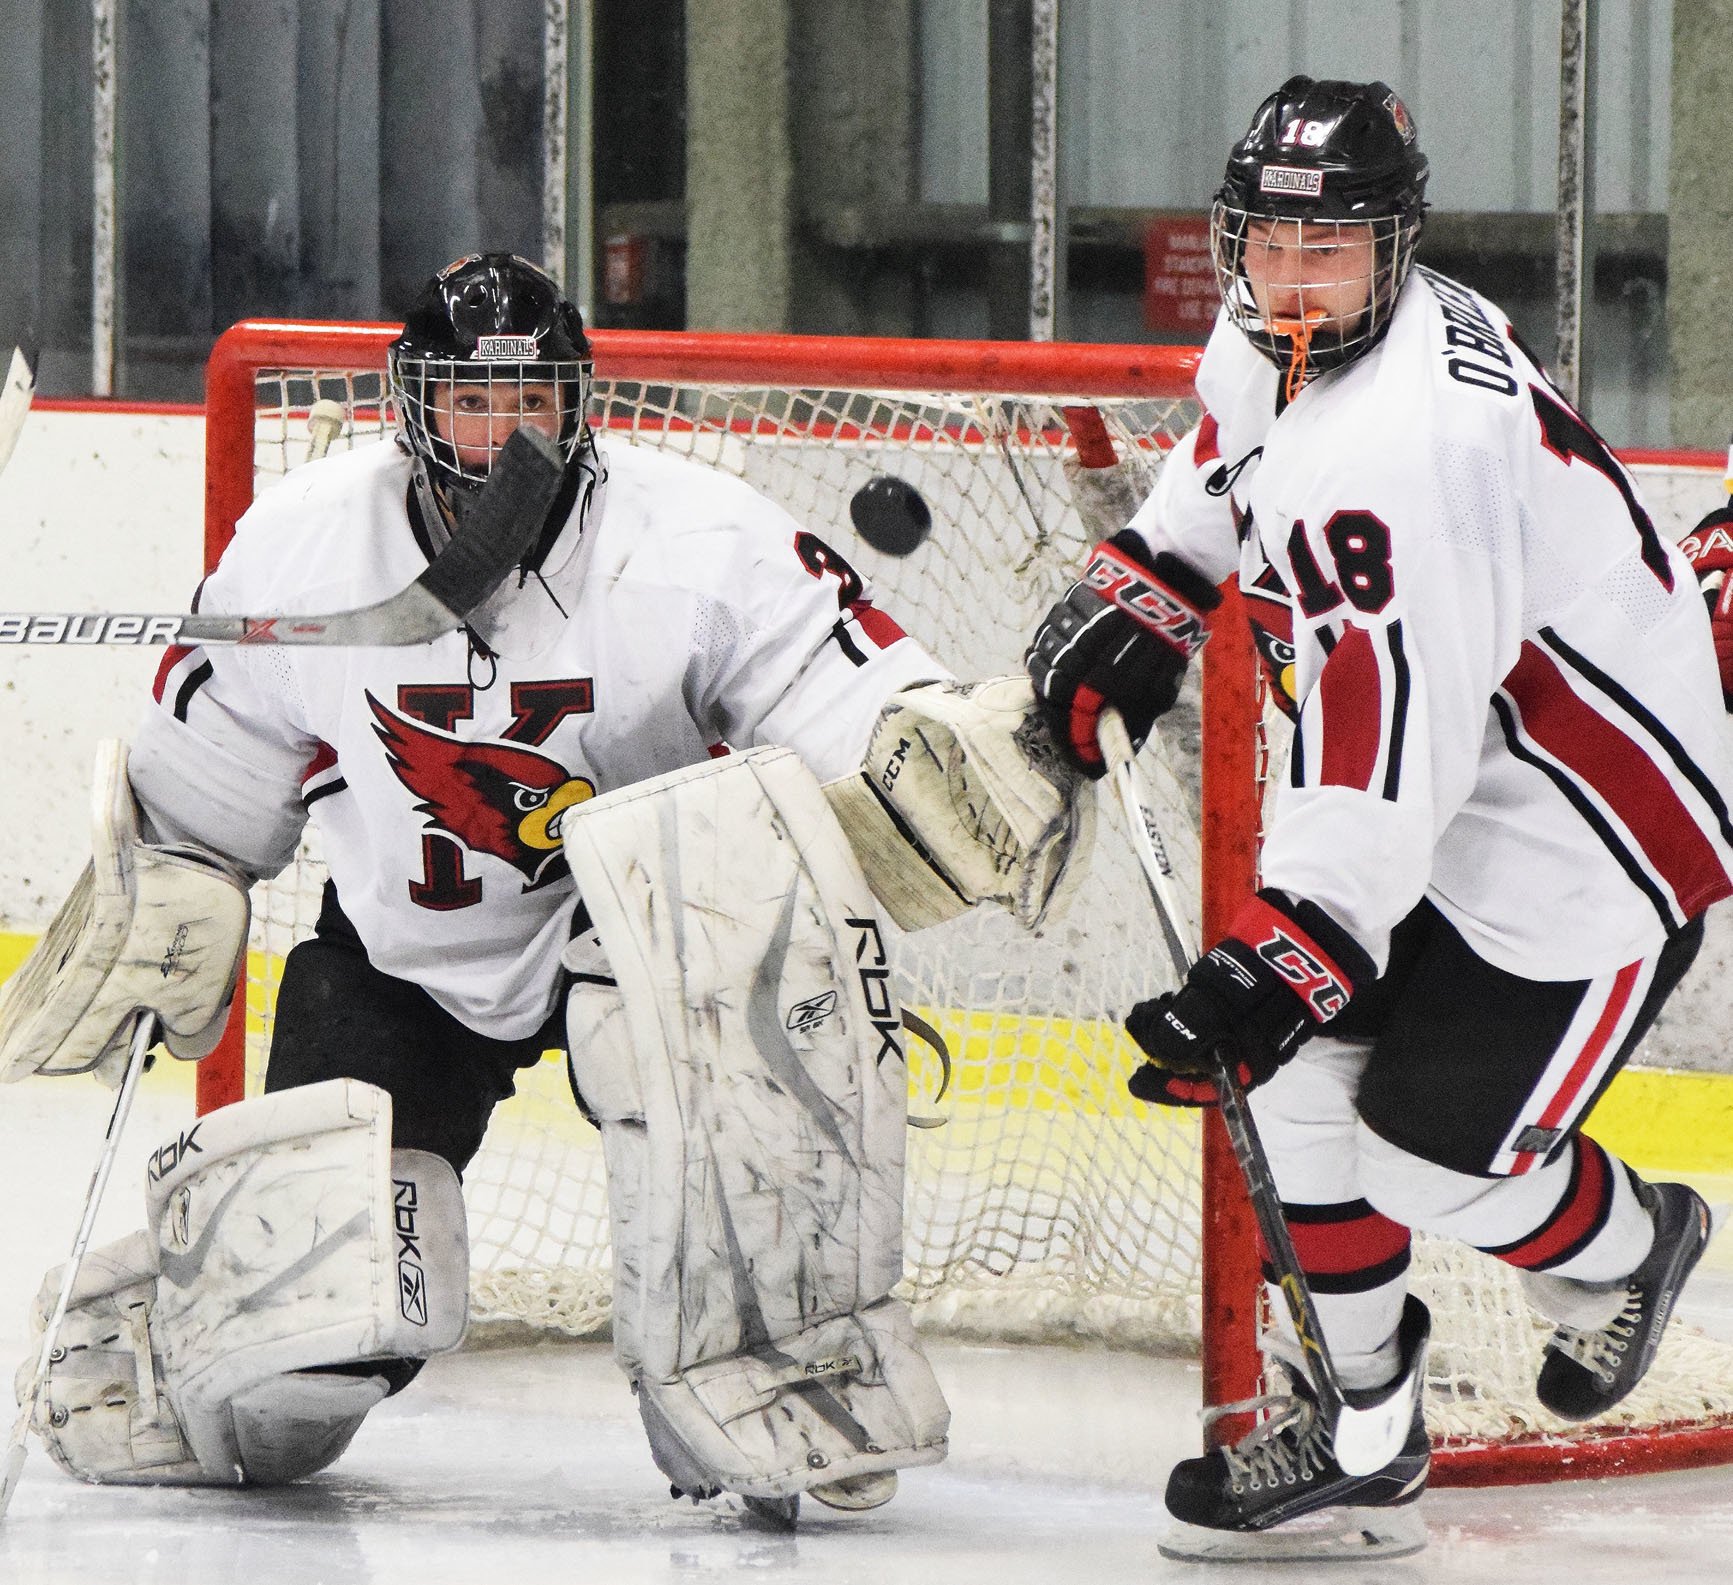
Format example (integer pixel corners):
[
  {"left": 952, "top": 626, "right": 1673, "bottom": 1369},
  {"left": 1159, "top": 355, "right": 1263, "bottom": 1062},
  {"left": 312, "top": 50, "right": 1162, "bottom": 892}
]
[
  {"left": 1124, "top": 890, "right": 1374, "bottom": 1107},
  {"left": 1680, "top": 503, "right": 1733, "bottom": 710},
  {"left": 1025, "top": 530, "right": 1221, "bottom": 778}
]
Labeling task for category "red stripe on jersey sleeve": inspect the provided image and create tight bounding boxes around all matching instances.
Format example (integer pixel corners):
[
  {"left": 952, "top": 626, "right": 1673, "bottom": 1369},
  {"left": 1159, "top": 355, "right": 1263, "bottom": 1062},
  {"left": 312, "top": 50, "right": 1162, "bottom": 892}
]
[
  {"left": 1503, "top": 641, "right": 1733, "bottom": 916},
  {"left": 1194, "top": 412, "right": 1221, "bottom": 466},
  {"left": 1316, "top": 624, "right": 1383, "bottom": 792},
  {"left": 152, "top": 644, "right": 195, "bottom": 704},
  {"left": 300, "top": 740, "right": 339, "bottom": 784},
  {"left": 846, "top": 599, "right": 908, "bottom": 650}
]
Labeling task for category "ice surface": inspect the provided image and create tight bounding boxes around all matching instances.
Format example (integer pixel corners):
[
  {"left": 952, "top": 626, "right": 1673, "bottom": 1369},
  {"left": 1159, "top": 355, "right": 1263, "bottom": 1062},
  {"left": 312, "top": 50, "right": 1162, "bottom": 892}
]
[{"left": 3, "top": 1070, "right": 1733, "bottom": 1582}]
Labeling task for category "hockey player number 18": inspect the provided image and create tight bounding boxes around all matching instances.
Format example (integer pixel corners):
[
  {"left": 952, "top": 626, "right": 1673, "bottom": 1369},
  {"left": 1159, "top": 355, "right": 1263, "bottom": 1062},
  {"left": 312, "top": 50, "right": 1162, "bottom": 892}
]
[{"left": 1286, "top": 512, "right": 1395, "bottom": 618}]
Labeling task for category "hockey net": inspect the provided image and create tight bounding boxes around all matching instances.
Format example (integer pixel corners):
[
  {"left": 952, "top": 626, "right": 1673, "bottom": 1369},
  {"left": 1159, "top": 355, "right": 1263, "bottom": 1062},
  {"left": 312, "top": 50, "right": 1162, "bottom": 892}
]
[{"left": 199, "top": 320, "right": 1733, "bottom": 1484}]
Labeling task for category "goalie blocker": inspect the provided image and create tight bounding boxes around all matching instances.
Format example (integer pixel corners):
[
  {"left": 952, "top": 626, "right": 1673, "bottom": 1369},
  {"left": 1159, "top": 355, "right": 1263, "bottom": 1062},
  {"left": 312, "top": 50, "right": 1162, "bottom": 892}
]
[
  {"left": 560, "top": 747, "right": 950, "bottom": 1512},
  {"left": 0, "top": 739, "right": 249, "bottom": 1085}
]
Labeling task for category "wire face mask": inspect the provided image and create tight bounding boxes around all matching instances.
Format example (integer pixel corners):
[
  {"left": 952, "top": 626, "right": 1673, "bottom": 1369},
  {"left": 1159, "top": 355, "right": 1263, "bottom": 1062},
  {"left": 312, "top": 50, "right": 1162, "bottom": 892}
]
[
  {"left": 1211, "top": 206, "right": 1420, "bottom": 401},
  {"left": 391, "top": 357, "right": 592, "bottom": 493}
]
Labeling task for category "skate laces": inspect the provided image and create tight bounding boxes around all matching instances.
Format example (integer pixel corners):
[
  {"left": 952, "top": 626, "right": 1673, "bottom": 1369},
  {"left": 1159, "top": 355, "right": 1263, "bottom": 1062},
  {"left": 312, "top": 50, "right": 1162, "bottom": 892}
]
[
  {"left": 1205, "top": 1392, "right": 1332, "bottom": 1493},
  {"left": 1551, "top": 1289, "right": 1642, "bottom": 1385}
]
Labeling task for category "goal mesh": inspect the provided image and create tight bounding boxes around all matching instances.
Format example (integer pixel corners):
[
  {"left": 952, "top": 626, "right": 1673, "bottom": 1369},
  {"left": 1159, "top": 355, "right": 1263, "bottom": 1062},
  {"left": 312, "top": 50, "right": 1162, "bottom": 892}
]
[{"left": 201, "top": 321, "right": 1733, "bottom": 1483}]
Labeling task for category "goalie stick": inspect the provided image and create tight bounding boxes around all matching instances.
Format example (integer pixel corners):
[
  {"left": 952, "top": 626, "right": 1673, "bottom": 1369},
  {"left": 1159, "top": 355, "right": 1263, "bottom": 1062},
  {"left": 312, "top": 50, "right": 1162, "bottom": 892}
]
[
  {"left": 0, "top": 341, "right": 38, "bottom": 484},
  {"left": 0, "top": 1012, "right": 157, "bottom": 1520},
  {"left": 0, "top": 423, "right": 565, "bottom": 647},
  {"left": 1098, "top": 708, "right": 1425, "bottom": 1480}
]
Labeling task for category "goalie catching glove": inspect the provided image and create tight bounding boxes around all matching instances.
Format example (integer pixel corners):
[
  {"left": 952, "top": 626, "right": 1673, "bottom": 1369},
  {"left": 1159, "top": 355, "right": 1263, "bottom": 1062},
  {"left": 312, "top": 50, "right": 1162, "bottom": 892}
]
[
  {"left": 1679, "top": 503, "right": 1733, "bottom": 709},
  {"left": 1026, "top": 531, "right": 1220, "bottom": 778},
  {"left": 822, "top": 675, "right": 1094, "bottom": 932},
  {"left": 1125, "top": 889, "right": 1373, "bottom": 1107}
]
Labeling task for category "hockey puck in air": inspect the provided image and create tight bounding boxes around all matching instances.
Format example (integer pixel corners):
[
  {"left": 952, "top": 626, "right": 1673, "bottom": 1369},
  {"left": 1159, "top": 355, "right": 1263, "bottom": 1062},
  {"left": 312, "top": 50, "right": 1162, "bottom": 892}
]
[{"left": 850, "top": 474, "right": 932, "bottom": 557}]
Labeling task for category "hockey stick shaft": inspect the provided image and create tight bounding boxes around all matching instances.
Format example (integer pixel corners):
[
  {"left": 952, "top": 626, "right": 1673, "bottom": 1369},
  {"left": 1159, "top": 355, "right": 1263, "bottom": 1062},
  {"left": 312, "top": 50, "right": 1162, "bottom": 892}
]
[
  {"left": 0, "top": 423, "right": 566, "bottom": 647},
  {"left": 0, "top": 1012, "right": 157, "bottom": 1521},
  {"left": 0, "top": 342, "right": 38, "bottom": 485},
  {"left": 1097, "top": 710, "right": 1351, "bottom": 1427}
]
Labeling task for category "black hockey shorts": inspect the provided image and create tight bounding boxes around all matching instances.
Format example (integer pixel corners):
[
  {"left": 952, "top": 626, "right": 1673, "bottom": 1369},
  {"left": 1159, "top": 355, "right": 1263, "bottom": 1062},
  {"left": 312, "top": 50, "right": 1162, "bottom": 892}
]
[
  {"left": 264, "top": 881, "right": 564, "bottom": 1174},
  {"left": 1331, "top": 899, "right": 1702, "bottom": 1177}
]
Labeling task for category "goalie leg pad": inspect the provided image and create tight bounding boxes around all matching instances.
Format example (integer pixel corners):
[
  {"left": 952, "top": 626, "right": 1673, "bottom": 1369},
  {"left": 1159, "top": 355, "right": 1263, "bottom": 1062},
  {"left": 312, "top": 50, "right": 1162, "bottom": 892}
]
[
  {"left": 824, "top": 676, "right": 1095, "bottom": 932},
  {"left": 21, "top": 1081, "right": 468, "bottom": 1485},
  {"left": 16, "top": 1230, "right": 207, "bottom": 1485},
  {"left": 0, "top": 739, "right": 249, "bottom": 1082},
  {"left": 562, "top": 747, "right": 949, "bottom": 1499}
]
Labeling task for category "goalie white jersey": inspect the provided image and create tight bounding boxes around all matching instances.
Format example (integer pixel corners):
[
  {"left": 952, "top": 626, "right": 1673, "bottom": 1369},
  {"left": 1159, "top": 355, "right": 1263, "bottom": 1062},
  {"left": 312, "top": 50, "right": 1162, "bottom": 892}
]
[
  {"left": 1137, "top": 267, "right": 1733, "bottom": 980},
  {"left": 128, "top": 438, "right": 946, "bottom": 1039}
]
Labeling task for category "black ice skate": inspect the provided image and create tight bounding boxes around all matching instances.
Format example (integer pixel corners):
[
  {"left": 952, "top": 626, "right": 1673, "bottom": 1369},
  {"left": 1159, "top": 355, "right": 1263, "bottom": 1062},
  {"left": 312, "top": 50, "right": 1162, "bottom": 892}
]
[
  {"left": 1166, "top": 1374, "right": 1429, "bottom": 1528},
  {"left": 1536, "top": 1179, "right": 1712, "bottom": 1422}
]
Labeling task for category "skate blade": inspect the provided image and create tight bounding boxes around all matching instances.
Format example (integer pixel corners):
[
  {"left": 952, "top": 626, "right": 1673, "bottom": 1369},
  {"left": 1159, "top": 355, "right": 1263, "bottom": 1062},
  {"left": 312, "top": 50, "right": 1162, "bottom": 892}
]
[
  {"left": 1157, "top": 1504, "right": 1426, "bottom": 1564},
  {"left": 809, "top": 1470, "right": 897, "bottom": 1511}
]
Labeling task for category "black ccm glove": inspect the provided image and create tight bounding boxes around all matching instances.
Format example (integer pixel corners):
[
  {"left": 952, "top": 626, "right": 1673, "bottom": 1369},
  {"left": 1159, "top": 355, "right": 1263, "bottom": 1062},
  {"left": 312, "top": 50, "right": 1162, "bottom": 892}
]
[
  {"left": 1026, "top": 531, "right": 1221, "bottom": 778},
  {"left": 1124, "top": 890, "right": 1375, "bottom": 1107}
]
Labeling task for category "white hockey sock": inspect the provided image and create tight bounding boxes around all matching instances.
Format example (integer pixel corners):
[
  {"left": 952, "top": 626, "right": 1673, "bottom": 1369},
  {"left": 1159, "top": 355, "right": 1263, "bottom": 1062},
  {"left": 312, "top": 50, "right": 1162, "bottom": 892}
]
[{"left": 1264, "top": 1278, "right": 1407, "bottom": 1393}]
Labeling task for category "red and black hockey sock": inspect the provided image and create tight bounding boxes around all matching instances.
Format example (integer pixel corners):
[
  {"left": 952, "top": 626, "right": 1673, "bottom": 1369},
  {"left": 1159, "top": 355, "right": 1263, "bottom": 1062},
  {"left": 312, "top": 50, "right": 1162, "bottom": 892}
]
[{"left": 1262, "top": 1198, "right": 1412, "bottom": 1392}]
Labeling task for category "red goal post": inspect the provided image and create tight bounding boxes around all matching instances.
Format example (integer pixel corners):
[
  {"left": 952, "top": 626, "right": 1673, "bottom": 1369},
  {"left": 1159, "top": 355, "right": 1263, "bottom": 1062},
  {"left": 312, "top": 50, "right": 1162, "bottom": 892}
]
[{"left": 194, "top": 319, "right": 1733, "bottom": 1487}]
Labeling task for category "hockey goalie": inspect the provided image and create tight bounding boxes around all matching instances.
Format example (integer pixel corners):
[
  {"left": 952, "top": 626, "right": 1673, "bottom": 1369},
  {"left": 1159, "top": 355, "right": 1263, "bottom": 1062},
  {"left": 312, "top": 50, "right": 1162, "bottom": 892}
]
[{"left": 0, "top": 254, "right": 1092, "bottom": 1520}]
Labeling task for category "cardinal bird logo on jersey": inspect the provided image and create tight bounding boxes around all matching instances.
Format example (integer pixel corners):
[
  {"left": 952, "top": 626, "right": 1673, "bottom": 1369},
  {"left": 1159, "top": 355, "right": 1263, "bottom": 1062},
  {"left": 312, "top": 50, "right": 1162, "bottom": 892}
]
[
  {"left": 1243, "top": 563, "right": 1299, "bottom": 720},
  {"left": 368, "top": 692, "right": 595, "bottom": 889}
]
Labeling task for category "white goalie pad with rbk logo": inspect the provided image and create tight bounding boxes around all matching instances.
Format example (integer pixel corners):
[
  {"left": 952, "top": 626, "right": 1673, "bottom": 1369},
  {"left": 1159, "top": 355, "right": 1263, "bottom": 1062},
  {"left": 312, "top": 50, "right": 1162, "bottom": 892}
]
[
  {"left": 561, "top": 747, "right": 949, "bottom": 1502},
  {"left": 19, "top": 1080, "right": 468, "bottom": 1485}
]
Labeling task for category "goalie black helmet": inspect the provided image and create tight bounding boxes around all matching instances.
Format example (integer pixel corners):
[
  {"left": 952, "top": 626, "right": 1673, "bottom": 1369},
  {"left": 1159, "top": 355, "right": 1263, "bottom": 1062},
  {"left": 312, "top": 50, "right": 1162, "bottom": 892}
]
[
  {"left": 388, "top": 252, "right": 594, "bottom": 505},
  {"left": 1211, "top": 77, "right": 1429, "bottom": 396}
]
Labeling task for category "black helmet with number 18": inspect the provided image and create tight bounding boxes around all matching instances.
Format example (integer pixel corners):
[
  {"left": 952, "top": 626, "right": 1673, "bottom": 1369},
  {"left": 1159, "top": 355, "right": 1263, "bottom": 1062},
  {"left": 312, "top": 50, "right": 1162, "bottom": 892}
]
[
  {"left": 388, "top": 252, "right": 594, "bottom": 506},
  {"left": 1211, "top": 77, "right": 1429, "bottom": 398}
]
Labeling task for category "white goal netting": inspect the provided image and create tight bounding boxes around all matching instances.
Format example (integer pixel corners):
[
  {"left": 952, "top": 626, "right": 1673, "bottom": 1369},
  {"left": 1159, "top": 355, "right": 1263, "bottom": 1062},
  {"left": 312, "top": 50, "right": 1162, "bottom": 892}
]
[{"left": 219, "top": 341, "right": 1733, "bottom": 1472}]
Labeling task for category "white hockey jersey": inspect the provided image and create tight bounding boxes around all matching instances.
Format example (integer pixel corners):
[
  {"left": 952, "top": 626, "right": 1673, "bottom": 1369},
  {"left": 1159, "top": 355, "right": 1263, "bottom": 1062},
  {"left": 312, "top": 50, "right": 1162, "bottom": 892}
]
[
  {"left": 129, "top": 438, "right": 946, "bottom": 1039},
  {"left": 1135, "top": 267, "right": 1733, "bottom": 981}
]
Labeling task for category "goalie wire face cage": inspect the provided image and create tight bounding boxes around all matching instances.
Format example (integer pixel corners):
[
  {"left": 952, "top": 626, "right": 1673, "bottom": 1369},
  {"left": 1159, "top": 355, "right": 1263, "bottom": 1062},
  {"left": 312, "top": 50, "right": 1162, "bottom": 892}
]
[{"left": 200, "top": 320, "right": 1733, "bottom": 1486}]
